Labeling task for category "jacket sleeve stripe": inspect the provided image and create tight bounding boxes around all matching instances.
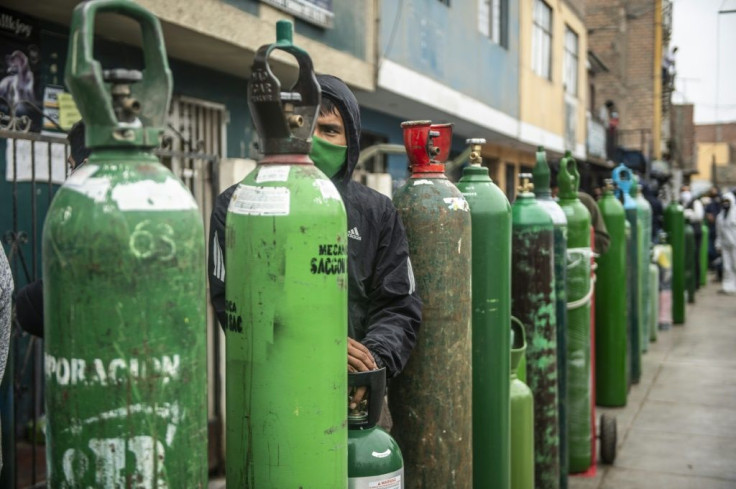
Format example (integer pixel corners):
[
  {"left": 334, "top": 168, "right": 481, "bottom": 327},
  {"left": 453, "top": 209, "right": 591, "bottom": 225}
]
[{"left": 213, "top": 230, "right": 225, "bottom": 282}]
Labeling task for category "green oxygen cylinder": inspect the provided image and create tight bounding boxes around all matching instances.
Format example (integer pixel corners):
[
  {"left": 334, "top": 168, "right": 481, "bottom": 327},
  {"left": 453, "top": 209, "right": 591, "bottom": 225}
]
[
  {"left": 225, "top": 22, "right": 348, "bottom": 487},
  {"left": 510, "top": 318, "right": 535, "bottom": 489},
  {"left": 631, "top": 178, "right": 652, "bottom": 352},
  {"left": 512, "top": 173, "right": 559, "bottom": 489},
  {"left": 390, "top": 121, "right": 472, "bottom": 488},
  {"left": 456, "top": 139, "right": 512, "bottom": 489},
  {"left": 664, "top": 200, "right": 686, "bottom": 324},
  {"left": 556, "top": 153, "right": 592, "bottom": 473},
  {"left": 595, "top": 180, "right": 628, "bottom": 407},
  {"left": 649, "top": 263, "right": 660, "bottom": 342},
  {"left": 532, "top": 147, "right": 568, "bottom": 488},
  {"left": 613, "top": 165, "right": 641, "bottom": 384},
  {"left": 685, "top": 218, "right": 696, "bottom": 303},
  {"left": 701, "top": 224, "right": 709, "bottom": 287},
  {"left": 43, "top": 2, "right": 207, "bottom": 486},
  {"left": 348, "top": 369, "right": 404, "bottom": 488}
]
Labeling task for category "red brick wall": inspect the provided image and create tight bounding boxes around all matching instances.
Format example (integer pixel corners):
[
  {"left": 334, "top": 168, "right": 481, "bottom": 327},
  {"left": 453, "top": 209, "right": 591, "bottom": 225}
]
[
  {"left": 585, "top": 0, "right": 657, "bottom": 155},
  {"left": 695, "top": 122, "right": 736, "bottom": 143}
]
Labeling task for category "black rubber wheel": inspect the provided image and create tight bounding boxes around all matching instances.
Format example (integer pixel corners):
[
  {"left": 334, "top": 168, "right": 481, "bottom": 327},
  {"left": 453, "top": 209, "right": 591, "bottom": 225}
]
[{"left": 599, "top": 413, "right": 617, "bottom": 464}]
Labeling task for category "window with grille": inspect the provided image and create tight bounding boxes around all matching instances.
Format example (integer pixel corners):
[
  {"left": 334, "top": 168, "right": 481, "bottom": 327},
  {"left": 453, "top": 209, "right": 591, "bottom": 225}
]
[
  {"left": 563, "top": 26, "right": 579, "bottom": 96},
  {"left": 478, "top": 0, "right": 508, "bottom": 48},
  {"left": 531, "top": 0, "right": 552, "bottom": 79}
]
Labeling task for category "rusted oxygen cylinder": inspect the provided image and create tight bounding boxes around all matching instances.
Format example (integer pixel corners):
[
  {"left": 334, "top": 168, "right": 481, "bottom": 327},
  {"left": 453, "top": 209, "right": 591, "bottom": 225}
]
[
  {"left": 649, "top": 263, "right": 660, "bottom": 342},
  {"left": 456, "top": 138, "right": 511, "bottom": 489},
  {"left": 532, "top": 147, "right": 568, "bottom": 488},
  {"left": 390, "top": 121, "right": 472, "bottom": 488},
  {"left": 595, "top": 180, "right": 628, "bottom": 407},
  {"left": 664, "top": 199, "right": 686, "bottom": 324},
  {"left": 43, "top": 2, "right": 207, "bottom": 486},
  {"left": 510, "top": 318, "right": 534, "bottom": 489},
  {"left": 613, "top": 165, "right": 641, "bottom": 384},
  {"left": 700, "top": 224, "right": 709, "bottom": 287},
  {"left": 511, "top": 173, "right": 559, "bottom": 489},
  {"left": 225, "top": 22, "right": 348, "bottom": 487},
  {"left": 684, "top": 218, "right": 696, "bottom": 303},
  {"left": 556, "top": 153, "right": 592, "bottom": 473},
  {"left": 631, "top": 177, "right": 652, "bottom": 352}
]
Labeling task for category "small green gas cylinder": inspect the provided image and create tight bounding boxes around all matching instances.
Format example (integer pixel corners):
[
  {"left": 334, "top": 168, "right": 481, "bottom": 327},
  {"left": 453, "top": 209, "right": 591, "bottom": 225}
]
[
  {"left": 613, "top": 165, "right": 641, "bottom": 384},
  {"left": 225, "top": 22, "right": 348, "bottom": 487},
  {"left": 595, "top": 180, "right": 628, "bottom": 407},
  {"left": 512, "top": 173, "right": 559, "bottom": 489},
  {"left": 556, "top": 153, "right": 592, "bottom": 473},
  {"left": 456, "top": 138, "right": 512, "bottom": 489},
  {"left": 532, "top": 147, "right": 568, "bottom": 489},
  {"left": 664, "top": 200, "right": 686, "bottom": 324},
  {"left": 43, "top": 2, "right": 207, "bottom": 487},
  {"left": 510, "top": 319, "right": 534, "bottom": 489},
  {"left": 348, "top": 369, "right": 404, "bottom": 489}
]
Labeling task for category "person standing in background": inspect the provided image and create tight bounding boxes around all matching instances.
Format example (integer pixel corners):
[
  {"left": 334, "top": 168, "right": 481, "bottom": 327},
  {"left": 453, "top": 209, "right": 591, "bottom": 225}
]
[{"left": 715, "top": 192, "right": 736, "bottom": 295}]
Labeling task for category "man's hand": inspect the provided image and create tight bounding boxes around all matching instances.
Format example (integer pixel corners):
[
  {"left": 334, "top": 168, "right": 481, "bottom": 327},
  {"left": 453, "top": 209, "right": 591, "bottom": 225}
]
[
  {"left": 348, "top": 337, "right": 377, "bottom": 372},
  {"left": 348, "top": 337, "right": 377, "bottom": 410}
]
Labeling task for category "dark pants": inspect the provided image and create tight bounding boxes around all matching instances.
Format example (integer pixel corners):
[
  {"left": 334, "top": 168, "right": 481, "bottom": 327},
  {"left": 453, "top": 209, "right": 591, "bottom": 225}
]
[{"left": 692, "top": 222, "right": 702, "bottom": 290}]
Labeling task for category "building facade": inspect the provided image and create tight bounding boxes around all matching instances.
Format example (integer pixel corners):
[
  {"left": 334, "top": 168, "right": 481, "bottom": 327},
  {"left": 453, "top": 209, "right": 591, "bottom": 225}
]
[
  {"left": 695, "top": 122, "right": 736, "bottom": 190},
  {"left": 585, "top": 0, "right": 672, "bottom": 173}
]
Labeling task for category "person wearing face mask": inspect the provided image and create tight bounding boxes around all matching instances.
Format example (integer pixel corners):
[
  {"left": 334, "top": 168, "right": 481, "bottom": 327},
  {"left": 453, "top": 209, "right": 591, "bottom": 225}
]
[
  {"left": 208, "top": 75, "right": 422, "bottom": 401},
  {"left": 715, "top": 192, "right": 736, "bottom": 294}
]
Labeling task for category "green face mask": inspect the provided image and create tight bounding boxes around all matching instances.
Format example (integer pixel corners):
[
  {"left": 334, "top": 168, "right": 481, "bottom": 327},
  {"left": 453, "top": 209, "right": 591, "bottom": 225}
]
[{"left": 310, "top": 135, "right": 347, "bottom": 178}]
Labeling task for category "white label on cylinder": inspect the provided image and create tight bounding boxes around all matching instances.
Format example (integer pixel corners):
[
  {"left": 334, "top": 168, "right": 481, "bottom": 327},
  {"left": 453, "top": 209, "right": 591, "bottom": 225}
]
[
  {"left": 349, "top": 469, "right": 403, "bottom": 489},
  {"left": 314, "top": 179, "right": 342, "bottom": 201},
  {"left": 231, "top": 184, "right": 290, "bottom": 216},
  {"left": 256, "top": 165, "right": 290, "bottom": 183},
  {"left": 113, "top": 178, "right": 198, "bottom": 211}
]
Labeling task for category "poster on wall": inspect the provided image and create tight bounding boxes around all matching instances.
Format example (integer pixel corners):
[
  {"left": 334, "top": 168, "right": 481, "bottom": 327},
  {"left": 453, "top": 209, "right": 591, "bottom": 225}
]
[
  {"left": 259, "top": 0, "right": 334, "bottom": 28},
  {"left": 0, "top": 7, "right": 42, "bottom": 133}
]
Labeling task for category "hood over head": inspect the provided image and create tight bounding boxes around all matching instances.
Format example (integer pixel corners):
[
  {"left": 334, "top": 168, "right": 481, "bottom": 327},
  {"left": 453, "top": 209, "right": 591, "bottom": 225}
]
[{"left": 317, "top": 74, "right": 361, "bottom": 185}]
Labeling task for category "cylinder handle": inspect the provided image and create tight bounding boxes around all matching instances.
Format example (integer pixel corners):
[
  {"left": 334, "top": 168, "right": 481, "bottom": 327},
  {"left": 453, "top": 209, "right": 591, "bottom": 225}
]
[{"left": 65, "top": 0, "right": 172, "bottom": 149}]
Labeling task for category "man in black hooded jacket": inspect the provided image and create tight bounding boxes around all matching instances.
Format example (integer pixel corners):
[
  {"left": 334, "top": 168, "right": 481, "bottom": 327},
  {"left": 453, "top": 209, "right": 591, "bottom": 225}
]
[{"left": 208, "top": 75, "right": 421, "bottom": 382}]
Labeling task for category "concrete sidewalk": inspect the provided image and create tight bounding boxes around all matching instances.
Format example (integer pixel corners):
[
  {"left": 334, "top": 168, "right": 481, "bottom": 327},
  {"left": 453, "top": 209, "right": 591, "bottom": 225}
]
[{"left": 570, "top": 280, "right": 736, "bottom": 489}]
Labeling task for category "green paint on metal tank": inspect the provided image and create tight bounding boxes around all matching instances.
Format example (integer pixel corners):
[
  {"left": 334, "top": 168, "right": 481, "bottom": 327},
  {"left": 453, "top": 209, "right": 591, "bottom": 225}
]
[
  {"left": 664, "top": 202, "right": 685, "bottom": 324},
  {"left": 557, "top": 154, "right": 592, "bottom": 473},
  {"left": 348, "top": 427, "right": 404, "bottom": 482},
  {"left": 226, "top": 162, "right": 348, "bottom": 488},
  {"left": 43, "top": 150, "right": 208, "bottom": 488},
  {"left": 512, "top": 187, "right": 559, "bottom": 489},
  {"left": 533, "top": 147, "right": 568, "bottom": 488},
  {"left": 390, "top": 175, "right": 473, "bottom": 489},
  {"left": 632, "top": 180, "right": 652, "bottom": 353},
  {"left": 457, "top": 162, "right": 512, "bottom": 489},
  {"left": 510, "top": 321, "right": 534, "bottom": 489},
  {"left": 595, "top": 188, "right": 628, "bottom": 407}
]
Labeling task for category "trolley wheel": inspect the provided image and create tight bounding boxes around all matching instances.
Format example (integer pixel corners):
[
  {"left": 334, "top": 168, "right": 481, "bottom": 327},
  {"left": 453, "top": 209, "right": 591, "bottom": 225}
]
[{"left": 599, "top": 413, "right": 617, "bottom": 464}]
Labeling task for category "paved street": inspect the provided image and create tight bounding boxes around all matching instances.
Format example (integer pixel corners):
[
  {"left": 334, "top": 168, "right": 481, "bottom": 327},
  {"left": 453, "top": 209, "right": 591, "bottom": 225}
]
[{"left": 570, "top": 279, "right": 736, "bottom": 489}]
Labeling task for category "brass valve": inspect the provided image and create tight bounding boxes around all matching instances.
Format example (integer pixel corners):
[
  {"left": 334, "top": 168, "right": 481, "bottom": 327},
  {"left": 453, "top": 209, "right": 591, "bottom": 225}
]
[
  {"left": 466, "top": 138, "right": 486, "bottom": 166},
  {"left": 518, "top": 173, "right": 534, "bottom": 193}
]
